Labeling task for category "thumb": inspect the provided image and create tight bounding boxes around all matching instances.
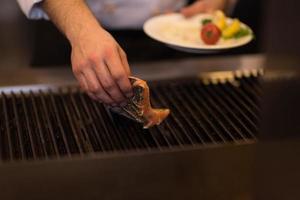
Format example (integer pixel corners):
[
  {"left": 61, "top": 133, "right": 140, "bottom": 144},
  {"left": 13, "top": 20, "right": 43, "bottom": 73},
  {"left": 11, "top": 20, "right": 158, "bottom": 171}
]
[{"left": 180, "top": 1, "right": 208, "bottom": 18}]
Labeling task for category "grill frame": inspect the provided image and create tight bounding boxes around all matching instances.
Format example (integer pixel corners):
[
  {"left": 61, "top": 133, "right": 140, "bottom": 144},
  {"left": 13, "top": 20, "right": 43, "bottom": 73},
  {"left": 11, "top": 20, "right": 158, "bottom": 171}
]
[
  {"left": 0, "top": 70, "right": 261, "bottom": 164},
  {"left": 0, "top": 70, "right": 263, "bottom": 200},
  {"left": 0, "top": 142, "right": 255, "bottom": 200}
]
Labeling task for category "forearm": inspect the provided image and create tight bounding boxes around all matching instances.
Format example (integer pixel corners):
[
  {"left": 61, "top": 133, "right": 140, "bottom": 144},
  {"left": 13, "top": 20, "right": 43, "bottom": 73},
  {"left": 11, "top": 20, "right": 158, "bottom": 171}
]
[
  {"left": 42, "top": 0, "right": 132, "bottom": 105},
  {"left": 42, "top": 0, "right": 102, "bottom": 46}
]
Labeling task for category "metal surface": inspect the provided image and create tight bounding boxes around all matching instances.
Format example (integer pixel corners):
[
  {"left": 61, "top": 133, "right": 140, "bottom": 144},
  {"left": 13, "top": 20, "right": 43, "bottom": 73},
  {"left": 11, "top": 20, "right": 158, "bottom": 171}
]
[
  {"left": 0, "top": 143, "right": 255, "bottom": 200},
  {"left": 256, "top": 70, "right": 300, "bottom": 200},
  {"left": 0, "top": 54, "right": 265, "bottom": 87},
  {"left": 0, "top": 70, "right": 263, "bottom": 200},
  {"left": 0, "top": 72, "right": 260, "bottom": 162}
]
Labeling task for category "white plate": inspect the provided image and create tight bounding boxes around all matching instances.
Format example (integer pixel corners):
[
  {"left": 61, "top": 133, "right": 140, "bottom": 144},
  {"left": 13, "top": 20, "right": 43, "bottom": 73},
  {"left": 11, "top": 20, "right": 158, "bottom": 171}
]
[{"left": 143, "top": 13, "right": 253, "bottom": 53}]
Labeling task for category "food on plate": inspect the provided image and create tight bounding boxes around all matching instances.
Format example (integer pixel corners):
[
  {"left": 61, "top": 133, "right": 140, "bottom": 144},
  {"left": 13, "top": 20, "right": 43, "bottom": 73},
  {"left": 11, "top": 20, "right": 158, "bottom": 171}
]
[
  {"left": 201, "top": 23, "right": 221, "bottom": 45},
  {"left": 214, "top": 10, "right": 227, "bottom": 31},
  {"left": 200, "top": 10, "right": 253, "bottom": 45},
  {"left": 222, "top": 19, "right": 241, "bottom": 39},
  {"left": 234, "top": 27, "right": 251, "bottom": 39},
  {"left": 110, "top": 77, "right": 170, "bottom": 129}
]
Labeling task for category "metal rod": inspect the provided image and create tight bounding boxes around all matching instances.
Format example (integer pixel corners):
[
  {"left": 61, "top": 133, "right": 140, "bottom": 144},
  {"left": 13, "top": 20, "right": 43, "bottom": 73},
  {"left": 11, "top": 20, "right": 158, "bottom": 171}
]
[
  {"left": 214, "top": 84, "right": 259, "bottom": 129},
  {"left": 81, "top": 93, "right": 116, "bottom": 151},
  {"left": 58, "top": 89, "right": 85, "bottom": 154},
  {"left": 114, "top": 116, "right": 139, "bottom": 151},
  {"left": 151, "top": 89, "right": 184, "bottom": 146},
  {"left": 90, "top": 99, "right": 122, "bottom": 151},
  {"left": 241, "top": 76, "right": 263, "bottom": 96},
  {"left": 19, "top": 92, "right": 38, "bottom": 159},
  {"left": 147, "top": 127, "right": 169, "bottom": 149},
  {"left": 131, "top": 125, "right": 153, "bottom": 150},
  {"left": 48, "top": 91, "right": 71, "bottom": 156},
  {"left": 171, "top": 84, "right": 217, "bottom": 144},
  {"left": 221, "top": 83, "right": 259, "bottom": 120},
  {"left": 1, "top": 93, "right": 13, "bottom": 160},
  {"left": 93, "top": 100, "right": 127, "bottom": 150},
  {"left": 74, "top": 92, "right": 106, "bottom": 151},
  {"left": 11, "top": 93, "right": 25, "bottom": 159},
  {"left": 107, "top": 111, "right": 135, "bottom": 151},
  {"left": 186, "top": 85, "right": 230, "bottom": 143},
  {"left": 38, "top": 90, "right": 60, "bottom": 157},
  {"left": 158, "top": 86, "right": 204, "bottom": 145},
  {"left": 200, "top": 87, "right": 250, "bottom": 141},
  {"left": 179, "top": 85, "right": 227, "bottom": 143},
  {"left": 204, "top": 86, "right": 257, "bottom": 139},
  {"left": 31, "top": 91, "right": 54, "bottom": 158},
  {"left": 165, "top": 85, "right": 208, "bottom": 144}
]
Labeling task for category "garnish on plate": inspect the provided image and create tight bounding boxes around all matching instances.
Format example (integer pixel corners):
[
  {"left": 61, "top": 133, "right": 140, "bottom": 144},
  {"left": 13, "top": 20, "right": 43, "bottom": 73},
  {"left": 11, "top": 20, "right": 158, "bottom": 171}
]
[{"left": 200, "top": 10, "right": 253, "bottom": 45}]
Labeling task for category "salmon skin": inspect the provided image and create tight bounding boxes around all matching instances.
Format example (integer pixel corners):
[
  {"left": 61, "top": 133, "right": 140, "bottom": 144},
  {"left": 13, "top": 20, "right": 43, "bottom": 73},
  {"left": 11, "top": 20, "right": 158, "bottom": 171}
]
[{"left": 109, "top": 77, "right": 170, "bottom": 129}]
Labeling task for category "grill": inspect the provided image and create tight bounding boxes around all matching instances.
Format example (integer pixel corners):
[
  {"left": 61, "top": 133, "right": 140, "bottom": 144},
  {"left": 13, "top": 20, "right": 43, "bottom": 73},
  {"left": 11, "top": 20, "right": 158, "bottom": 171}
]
[{"left": 0, "top": 71, "right": 261, "bottom": 162}]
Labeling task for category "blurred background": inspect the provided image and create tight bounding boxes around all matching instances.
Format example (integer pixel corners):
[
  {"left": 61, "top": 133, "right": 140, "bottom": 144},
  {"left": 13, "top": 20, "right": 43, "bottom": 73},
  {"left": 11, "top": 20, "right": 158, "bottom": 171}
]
[
  {"left": 0, "top": 0, "right": 265, "bottom": 86},
  {"left": 0, "top": 0, "right": 30, "bottom": 69},
  {"left": 0, "top": 1, "right": 300, "bottom": 200}
]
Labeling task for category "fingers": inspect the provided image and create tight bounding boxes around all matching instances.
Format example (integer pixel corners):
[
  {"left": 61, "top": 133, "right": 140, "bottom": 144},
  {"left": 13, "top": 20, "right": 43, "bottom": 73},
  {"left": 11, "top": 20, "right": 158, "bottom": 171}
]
[
  {"left": 87, "top": 92, "right": 98, "bottom": 101},
  {"left": 73, "top": 49, "right": 132, "bottom": 106},
  {"left": 71, "top": 29, "right": 133, "bottom": 106},
  {"left": 91, "top": 57, "right": 127, "bottom": 105},
  {"left": 105, "top": 47, "right": 133, "bottom": 98},
  {"left": 75, "top": 73, "right": 88, "bottom": 91},
  {"left": 82, "top": 68, "right": 115, "bottom": 105},
  {"left": 117, "top": 46, "right": 131, "bottom": 76},
  {"left": 180, "top": 1, "right": 208, "bottom": 17},
  {"left": 74, "top": 70, "right": 98, "bottom": 100}
]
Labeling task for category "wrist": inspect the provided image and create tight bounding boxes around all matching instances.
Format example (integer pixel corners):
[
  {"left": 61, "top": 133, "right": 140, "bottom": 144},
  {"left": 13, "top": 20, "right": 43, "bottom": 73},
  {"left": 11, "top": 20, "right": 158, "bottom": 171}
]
[
  {"left": 42, "top": 0, "right": 104, "bottom": 47},
  {"left": 67, "top": 19, "right": 104, "bottom": 48}
]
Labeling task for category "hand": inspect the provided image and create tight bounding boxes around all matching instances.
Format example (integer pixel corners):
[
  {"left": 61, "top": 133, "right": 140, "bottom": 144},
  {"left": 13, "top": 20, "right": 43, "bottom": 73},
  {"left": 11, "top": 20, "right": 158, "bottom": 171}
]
[
  {"left": 71, "top": 26, "right": 132, "bottom": 106},
  {"left": 181, "top": 0, "right": 227, "bottom": 17},
  {"left": 41, "top": 0, "right": 133, "bottom": 106}
]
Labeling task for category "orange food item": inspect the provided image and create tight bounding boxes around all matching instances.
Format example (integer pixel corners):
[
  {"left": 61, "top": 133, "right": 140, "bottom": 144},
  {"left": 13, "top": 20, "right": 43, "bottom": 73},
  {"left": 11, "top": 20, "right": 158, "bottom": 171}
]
[{"left": 110, "top": 77, "right": 170, "bottom": 129}]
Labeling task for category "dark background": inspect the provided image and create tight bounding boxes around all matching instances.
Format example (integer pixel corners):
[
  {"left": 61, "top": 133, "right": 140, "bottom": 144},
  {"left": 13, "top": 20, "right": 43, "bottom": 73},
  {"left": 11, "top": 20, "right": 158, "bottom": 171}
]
[{"left": 28, "top": 0, "right": 263, "bottom": 67}]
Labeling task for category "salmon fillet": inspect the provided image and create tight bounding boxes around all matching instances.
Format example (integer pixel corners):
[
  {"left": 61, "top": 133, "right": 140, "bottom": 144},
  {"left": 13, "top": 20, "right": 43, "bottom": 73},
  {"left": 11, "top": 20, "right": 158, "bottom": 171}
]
[{"left": 110, "top": 77, "right": 170, "bottom": 129}]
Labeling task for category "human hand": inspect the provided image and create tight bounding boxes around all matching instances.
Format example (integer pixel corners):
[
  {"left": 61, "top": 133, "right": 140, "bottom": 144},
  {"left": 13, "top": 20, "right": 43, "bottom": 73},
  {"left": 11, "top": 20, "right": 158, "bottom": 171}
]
[
  {"left": 71, "top": 26, "right": 132, "bottom": 106},
  {"left": 181, "top": 0, "right": 227, "bottom": 17}
]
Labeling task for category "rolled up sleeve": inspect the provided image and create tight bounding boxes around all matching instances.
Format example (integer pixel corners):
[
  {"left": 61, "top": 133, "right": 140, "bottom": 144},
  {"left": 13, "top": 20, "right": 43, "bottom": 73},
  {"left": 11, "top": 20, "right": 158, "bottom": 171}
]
[{"left": 17, "top": 0, "right": 49, "bottom": 19}]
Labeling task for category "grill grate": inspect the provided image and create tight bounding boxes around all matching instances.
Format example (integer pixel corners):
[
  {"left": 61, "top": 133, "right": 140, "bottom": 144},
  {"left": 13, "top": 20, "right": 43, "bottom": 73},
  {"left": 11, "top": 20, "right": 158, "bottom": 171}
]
[{"left": 0, "top": 74, "right": 261, "bottom": 161}]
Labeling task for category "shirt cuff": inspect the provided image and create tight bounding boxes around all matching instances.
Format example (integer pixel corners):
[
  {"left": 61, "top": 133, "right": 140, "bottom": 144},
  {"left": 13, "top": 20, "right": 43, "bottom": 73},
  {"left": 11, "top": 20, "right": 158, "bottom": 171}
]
[{"left": 17, "top": 0, "right": 49, "bottom": 19}]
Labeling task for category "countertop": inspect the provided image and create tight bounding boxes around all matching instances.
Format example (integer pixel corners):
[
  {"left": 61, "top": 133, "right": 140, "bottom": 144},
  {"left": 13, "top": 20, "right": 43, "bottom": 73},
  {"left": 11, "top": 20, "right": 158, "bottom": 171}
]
[{"left": 0, "top": 54, "right": 265, "bottom": 87}]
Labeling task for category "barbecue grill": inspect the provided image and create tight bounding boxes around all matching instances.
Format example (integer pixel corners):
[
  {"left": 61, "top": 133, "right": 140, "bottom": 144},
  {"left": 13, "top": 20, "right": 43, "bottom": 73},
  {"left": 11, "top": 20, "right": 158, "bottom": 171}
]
[{"left": 0, "top": 69, "right": 262, "bottom": 200}]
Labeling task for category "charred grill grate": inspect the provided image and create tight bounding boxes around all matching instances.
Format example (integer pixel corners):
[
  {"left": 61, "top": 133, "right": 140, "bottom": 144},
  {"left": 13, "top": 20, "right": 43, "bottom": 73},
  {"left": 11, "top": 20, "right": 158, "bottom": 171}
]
[{"left": 0, "top": 74, "right": 261, "bottom": 161}]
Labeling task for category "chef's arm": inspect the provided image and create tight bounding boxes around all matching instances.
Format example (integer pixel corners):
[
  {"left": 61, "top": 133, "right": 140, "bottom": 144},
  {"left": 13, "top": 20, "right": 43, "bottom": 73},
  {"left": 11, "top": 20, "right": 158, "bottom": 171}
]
[
  {"left": 42, "top": 0, "right": 95, "bottom": 45},
  {"left": 18, "top": 0, "right": 133, "bottom": 106},
  {"left": 44, "top": 0, "right": 133, "bottom": 106}
]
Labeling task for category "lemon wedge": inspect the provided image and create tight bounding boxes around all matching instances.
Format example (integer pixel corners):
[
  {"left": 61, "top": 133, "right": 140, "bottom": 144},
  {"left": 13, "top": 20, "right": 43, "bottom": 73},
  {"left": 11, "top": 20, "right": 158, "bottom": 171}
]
[
  {"left": 222, "top": 19, "right": 241, "bottom": 38},
  {"left": 214, "top": 10, "right": 227, "bottom": 30}
]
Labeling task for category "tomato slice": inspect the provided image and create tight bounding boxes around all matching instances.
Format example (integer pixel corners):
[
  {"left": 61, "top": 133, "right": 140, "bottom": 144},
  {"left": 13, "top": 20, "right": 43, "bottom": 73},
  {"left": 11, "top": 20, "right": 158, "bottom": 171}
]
[{"left": 201, "top": 23, "right": 221, "bottom": 45}]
